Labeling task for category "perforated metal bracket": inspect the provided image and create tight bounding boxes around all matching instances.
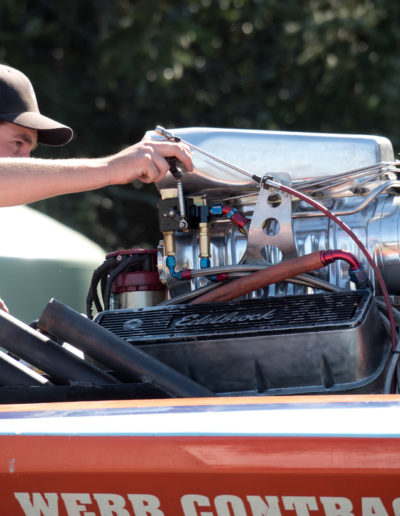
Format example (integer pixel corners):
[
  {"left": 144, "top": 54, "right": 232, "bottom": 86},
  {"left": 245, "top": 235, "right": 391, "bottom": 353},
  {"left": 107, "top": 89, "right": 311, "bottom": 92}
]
[{"left": 244, "top": 173, "right": 297, "bottom": 265}]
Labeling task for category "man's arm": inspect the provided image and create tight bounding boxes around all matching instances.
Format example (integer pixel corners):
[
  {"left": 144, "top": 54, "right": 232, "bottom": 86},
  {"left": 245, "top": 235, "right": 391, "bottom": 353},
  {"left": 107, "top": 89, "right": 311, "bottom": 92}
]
[{"left": 0, "top": 139, "right": 193, "bottom": 206}]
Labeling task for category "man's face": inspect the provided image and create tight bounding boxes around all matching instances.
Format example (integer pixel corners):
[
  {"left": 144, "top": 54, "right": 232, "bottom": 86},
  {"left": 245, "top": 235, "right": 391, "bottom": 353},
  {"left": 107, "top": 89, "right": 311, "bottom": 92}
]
[{"left": 0, "top": 121, "right": 38, "bottom": 157}]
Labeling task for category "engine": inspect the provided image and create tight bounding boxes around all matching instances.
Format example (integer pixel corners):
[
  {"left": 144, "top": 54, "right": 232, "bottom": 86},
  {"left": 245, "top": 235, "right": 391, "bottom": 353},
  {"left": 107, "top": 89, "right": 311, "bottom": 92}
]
[
  {"left": 90, "top": 128, "right": 398, "bottom": 396},
  {"left": 0, "top": 127, "right": 398, "bottom": 402}
]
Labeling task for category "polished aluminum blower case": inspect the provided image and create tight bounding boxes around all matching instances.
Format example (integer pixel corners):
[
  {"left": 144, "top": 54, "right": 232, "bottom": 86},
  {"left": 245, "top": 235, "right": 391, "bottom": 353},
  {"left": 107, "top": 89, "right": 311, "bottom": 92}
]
[{"left": 152, "top": 128, "right": 399, "bottom": 297}]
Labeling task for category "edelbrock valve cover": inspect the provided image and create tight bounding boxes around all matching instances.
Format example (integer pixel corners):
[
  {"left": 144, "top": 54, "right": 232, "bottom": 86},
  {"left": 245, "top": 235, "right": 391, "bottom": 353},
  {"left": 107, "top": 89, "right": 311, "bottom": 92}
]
[{"left": 95, "top": 291, "right": 389, "bottom": 396}]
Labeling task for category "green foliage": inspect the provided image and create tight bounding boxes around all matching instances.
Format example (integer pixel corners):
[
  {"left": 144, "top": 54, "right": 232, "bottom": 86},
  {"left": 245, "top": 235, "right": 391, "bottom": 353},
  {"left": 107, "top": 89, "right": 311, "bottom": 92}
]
[{"left": 1, "top": 0, "right": 400, "bottom": 250}]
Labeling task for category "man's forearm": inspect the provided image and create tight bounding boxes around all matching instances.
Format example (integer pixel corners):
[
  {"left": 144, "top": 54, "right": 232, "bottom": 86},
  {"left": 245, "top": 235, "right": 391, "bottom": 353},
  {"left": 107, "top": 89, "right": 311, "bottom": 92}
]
[
  {"left": 0, "top": 157, "right": 110, "bottom": 206},
  {"left": 0, "top": 139, "right": 193, "bottom": 206}
]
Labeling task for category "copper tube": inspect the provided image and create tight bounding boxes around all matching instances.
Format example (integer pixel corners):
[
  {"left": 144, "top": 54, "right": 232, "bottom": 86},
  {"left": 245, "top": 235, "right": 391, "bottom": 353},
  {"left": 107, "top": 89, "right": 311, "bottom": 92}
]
[{"left": 191, "top": 251, "right": 325, "bottom": 304}]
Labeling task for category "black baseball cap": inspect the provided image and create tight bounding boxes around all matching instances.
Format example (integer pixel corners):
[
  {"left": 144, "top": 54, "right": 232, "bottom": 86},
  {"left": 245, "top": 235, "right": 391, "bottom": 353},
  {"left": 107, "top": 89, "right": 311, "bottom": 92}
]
[{"left": 0, "top": 64, "right": 73, "bottom": 146}]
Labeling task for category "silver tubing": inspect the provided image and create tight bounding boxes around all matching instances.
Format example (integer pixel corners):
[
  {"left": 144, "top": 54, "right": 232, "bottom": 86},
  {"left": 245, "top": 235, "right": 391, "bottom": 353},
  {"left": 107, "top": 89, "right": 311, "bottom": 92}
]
[{"left": 292, "top": 180, "right": 400, "bottom": 218}]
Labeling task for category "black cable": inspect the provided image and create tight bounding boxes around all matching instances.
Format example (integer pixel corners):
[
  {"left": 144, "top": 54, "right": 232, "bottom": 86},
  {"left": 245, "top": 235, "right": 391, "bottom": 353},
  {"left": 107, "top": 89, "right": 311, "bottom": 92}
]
[
  {"left": 86, "top": 256, "right": 118, "bottom": 319},
  {"left": 103, "top": 254, "right": 142, "bottom": 310}
]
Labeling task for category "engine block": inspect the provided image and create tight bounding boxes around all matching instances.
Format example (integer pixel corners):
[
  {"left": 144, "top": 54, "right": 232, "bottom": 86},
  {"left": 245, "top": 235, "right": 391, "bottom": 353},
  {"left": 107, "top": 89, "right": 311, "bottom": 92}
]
[{"left": 91, "top": 128, "right": 399, "bottom": 397}]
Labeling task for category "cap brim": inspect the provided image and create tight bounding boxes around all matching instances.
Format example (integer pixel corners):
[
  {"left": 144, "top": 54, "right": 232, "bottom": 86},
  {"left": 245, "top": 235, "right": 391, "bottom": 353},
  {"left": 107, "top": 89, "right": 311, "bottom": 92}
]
[{"left": 0, "top": 111, "right": 73, "bottom": 146}]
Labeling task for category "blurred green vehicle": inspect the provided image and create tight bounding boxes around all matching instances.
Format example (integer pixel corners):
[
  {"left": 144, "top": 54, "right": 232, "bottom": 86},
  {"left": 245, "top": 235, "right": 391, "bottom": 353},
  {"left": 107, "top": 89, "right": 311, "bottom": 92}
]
[{"left": 0, "top": 205, "right": 105, "bottom": 323}]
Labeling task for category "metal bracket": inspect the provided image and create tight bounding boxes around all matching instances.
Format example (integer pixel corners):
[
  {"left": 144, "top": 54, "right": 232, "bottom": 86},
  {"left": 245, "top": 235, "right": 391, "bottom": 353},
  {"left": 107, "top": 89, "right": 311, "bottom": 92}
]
[{"left": 244, "top": 173, "right": 297, "bottom": 265}]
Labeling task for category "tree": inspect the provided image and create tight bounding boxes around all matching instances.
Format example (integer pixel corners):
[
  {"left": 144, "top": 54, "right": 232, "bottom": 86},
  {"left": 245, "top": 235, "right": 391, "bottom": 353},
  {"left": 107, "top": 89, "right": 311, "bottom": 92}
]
[{"left": 1, "top": 0, "right": 400, "bottom": 250}]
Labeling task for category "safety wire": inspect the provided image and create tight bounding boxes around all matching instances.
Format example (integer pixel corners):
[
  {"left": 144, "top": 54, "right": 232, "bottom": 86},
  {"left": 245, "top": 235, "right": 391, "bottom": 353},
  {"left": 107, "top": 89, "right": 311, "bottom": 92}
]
[{"left": 154, "top": 126, "right": 397, "bottom": 352}]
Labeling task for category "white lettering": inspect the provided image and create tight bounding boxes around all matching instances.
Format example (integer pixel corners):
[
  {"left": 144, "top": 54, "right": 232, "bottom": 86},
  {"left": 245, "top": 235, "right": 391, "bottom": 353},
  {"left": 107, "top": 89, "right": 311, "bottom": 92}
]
[
  {"left": 214, "top": 495, "right": 246, "bottom": 516},
  {"left": 14, "top": 493, "right": 59, "bottom": 516},
  {"left": 93, "top": 494, "right": 131, "bottom": 516},
  {"left": 61, "top": 493, "right": 95, "bottom": 516},
  {"left": 181, "top": 494, "right": 213, "bottom": 516},
  {"left": 393, "top": 498, "right": 400, "bottom": 516},
  {"left": 127, "top": 494, "right": 164, "bottom": 516},
  {"left": 247, "top": 496, "right": 282, "bottom": 516},
  {"left": 12, "top": 492, "right": 398, "bottom": 516},
  {"left": 283, "top": 497, "right": 318, "bottom": 516},
  {"left": 320, "top": 497, "right": 354, "bottom": 516},
  {"left": 362, "top": 498, "right": 389, "bottom": 516},
  {"left": 175, "top": 310, "right": 275, "bottom": 328}
]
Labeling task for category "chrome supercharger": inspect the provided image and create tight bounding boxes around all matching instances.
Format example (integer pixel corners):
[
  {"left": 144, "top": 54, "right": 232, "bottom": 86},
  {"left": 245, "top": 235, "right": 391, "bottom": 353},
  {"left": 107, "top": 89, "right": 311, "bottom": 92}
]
[
  {"left": 154, "top": 128, "right": 400, "bottom": 297},
  {"left": 93, "top": 128, "right": 400, "bottom": 396}
]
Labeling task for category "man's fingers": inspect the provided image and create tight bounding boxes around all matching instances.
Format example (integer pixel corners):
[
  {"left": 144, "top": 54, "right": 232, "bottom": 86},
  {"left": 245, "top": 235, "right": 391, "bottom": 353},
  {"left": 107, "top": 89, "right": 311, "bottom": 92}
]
[
  {"left": 137, "top": 153, "right": 166, "bottom": 183},
  {"left": 168, "top": 143, "right": 193, "bottom": 172},
  {"left": 151, "top": 152, "right": 170, "bottom": 181},
  {"left": 147, "top": 140, "right": 193, "bottom": 172},
  {"left": 110, "top": 137, "right": 193, "bottom": 185}
]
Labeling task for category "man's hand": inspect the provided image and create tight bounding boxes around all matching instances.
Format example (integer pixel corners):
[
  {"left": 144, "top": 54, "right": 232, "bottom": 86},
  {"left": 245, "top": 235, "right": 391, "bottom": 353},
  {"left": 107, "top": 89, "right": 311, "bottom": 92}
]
[{"left": 106, "top": 138, "right": 193, "bottom": 185}]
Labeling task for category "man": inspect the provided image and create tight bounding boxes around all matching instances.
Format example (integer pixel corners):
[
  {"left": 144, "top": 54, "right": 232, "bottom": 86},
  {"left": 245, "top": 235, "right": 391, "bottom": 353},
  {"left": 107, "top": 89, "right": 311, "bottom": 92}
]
[
  {"left": 0, "top": 64, "right": 192, "bottom": 205},
  {"left": 0, "top": 64, "right": 193, "bottom": 310}
]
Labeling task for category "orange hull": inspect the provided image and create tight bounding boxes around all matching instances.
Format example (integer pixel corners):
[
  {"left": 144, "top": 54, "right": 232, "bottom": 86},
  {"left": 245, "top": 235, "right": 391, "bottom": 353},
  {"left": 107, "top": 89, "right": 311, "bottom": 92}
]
[{"left": 1, "top": 395, "right": 400, "bottom": 515}]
